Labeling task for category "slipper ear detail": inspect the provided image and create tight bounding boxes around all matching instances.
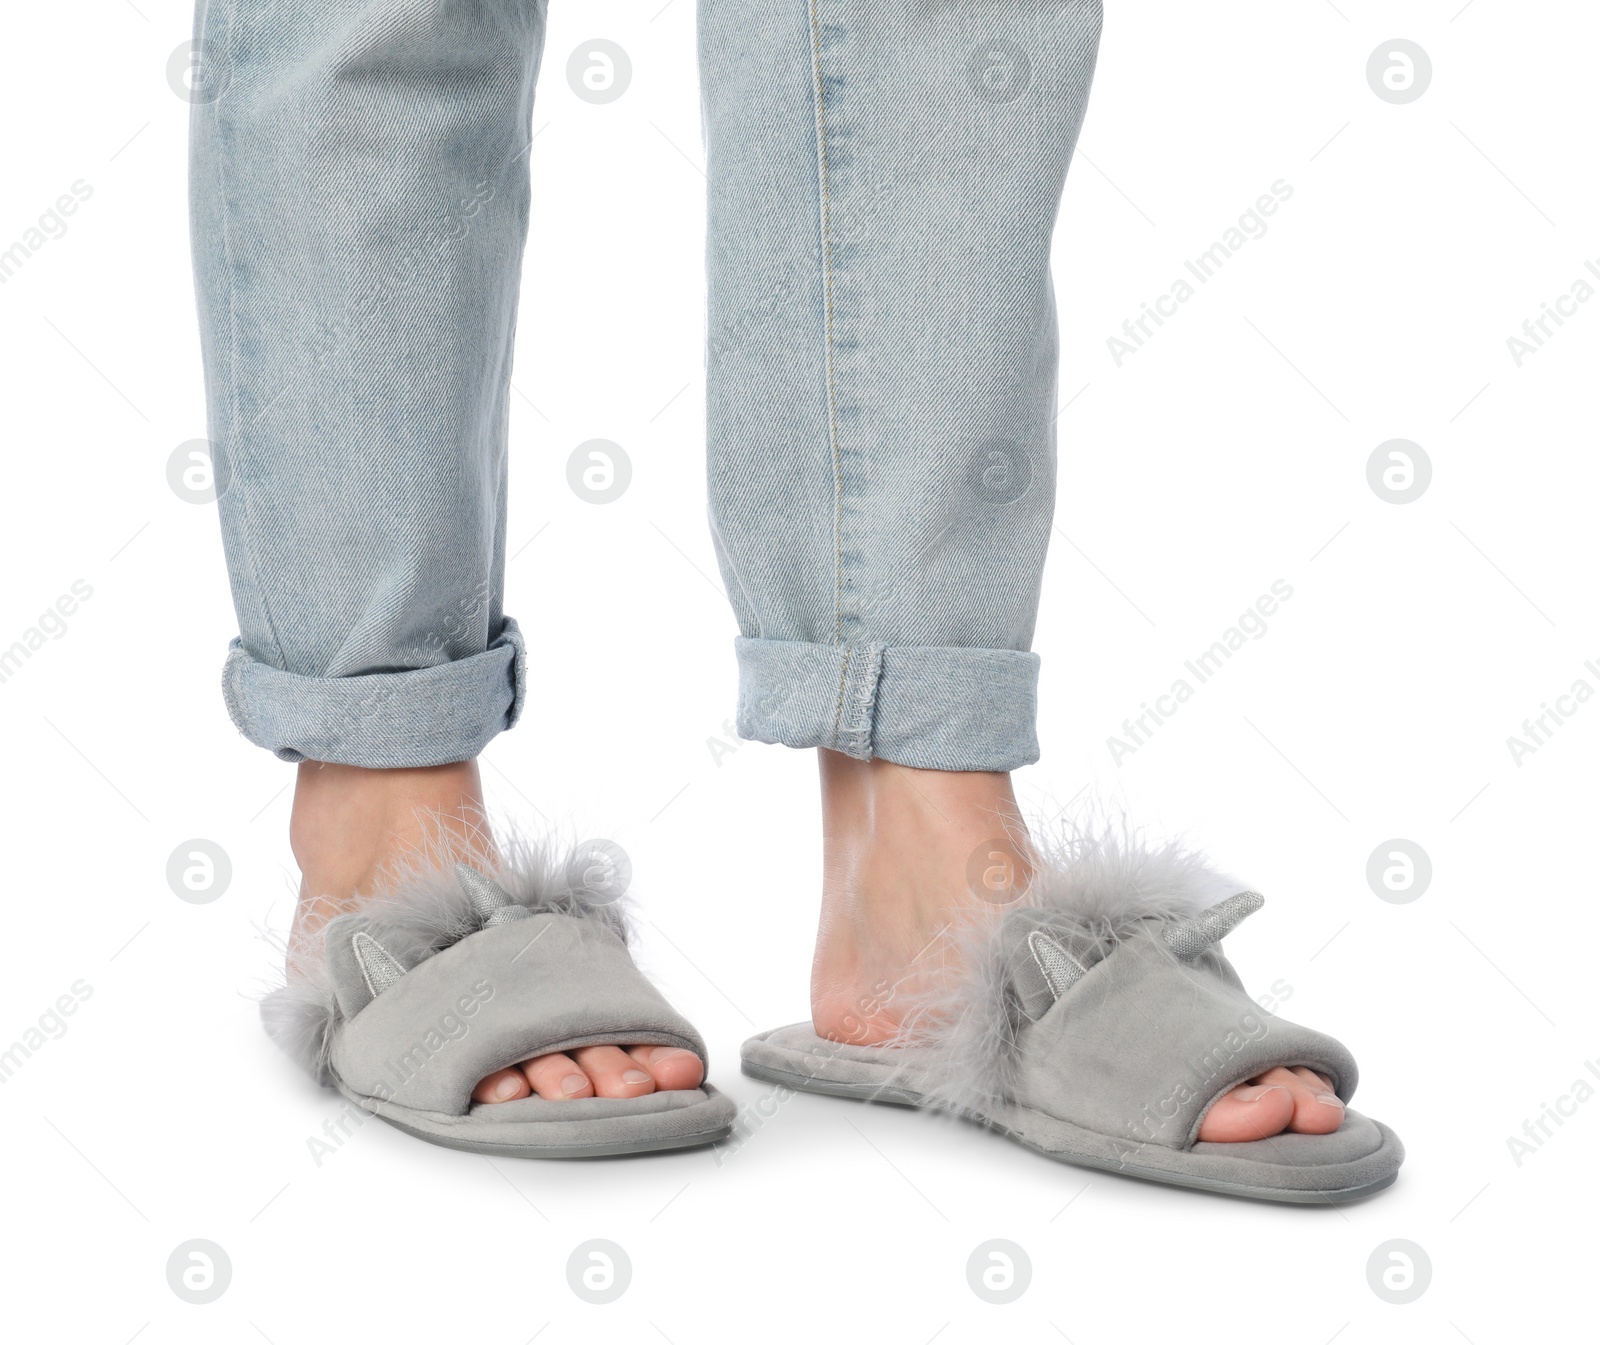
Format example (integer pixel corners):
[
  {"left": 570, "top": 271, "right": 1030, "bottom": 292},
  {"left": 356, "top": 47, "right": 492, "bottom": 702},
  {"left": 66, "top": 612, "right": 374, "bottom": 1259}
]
[
  {"left": 265, "top": 836, "right": 640, "bottom": 1087},
  {"left": 454, "top": 862, "right": 533, "bottom": 926},
  {"left": 1161, "top": 890, "right": 1264, "bottom": 960},
  {"left": 351, "top": 930, "right": 408, "bottom": 998},
  {"left": 1027, "top": 930, "right": 1088, "bottom": 1001}
]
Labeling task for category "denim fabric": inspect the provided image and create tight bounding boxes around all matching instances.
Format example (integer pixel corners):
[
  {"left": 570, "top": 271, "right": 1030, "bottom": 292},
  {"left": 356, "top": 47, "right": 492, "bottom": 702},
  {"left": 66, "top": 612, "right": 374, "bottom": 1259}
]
[
  {"left": 189, "top": 0, "right": 1100, "bottom": 771},
  {"left": 188, "top": 0, "right": 544, "bottom": 766},
  {"left": 704, "top": 0, "right": 1101, "bottom": 771}
]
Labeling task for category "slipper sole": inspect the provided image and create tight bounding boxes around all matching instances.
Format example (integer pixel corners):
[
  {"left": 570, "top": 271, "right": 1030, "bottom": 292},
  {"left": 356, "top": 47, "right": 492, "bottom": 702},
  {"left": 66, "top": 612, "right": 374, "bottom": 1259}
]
[
  {"left": 335, "top": 1079, "right": 737, "bottom": 1159},
  {"left": 742, "top": 1028, "right": 1402, "bottom": 1205}
]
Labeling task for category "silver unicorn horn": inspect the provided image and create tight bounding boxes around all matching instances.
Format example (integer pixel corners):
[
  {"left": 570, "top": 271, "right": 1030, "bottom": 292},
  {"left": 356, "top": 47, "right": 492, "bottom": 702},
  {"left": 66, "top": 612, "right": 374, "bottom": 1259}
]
[
  {"left": 1162, "top": 890, "right": 1265, "bottom": 959},
  {"left": 454, "top": 863, "right": 532, "bottom": 926}
]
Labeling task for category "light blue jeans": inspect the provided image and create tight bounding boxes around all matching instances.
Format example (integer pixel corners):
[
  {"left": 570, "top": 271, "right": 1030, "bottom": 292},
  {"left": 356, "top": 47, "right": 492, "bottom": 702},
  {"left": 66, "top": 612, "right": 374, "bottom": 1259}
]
[{"left": 188, "top": 1, "right": 1102, "bottom": 773}]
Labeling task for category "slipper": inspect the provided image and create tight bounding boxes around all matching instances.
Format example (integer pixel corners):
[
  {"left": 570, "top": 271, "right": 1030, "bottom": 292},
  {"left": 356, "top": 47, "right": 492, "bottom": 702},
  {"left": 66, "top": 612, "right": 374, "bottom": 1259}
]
[
  {"left": 262, "top": 839, "right": 736, "bottom": 1157},
  {"left": 741, "top": 826, "right": 1403, "bottom": 1203}
]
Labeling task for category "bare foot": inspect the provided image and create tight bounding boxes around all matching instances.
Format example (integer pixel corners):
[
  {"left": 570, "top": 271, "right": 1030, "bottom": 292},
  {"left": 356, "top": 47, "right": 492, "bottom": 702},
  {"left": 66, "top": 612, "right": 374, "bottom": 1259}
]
[
  {"left": 808, "top": 750, "right": 1342, "bottom": 1143},
  {"left": 288, "top": 759, "right": 703, "bottom": 1103}
]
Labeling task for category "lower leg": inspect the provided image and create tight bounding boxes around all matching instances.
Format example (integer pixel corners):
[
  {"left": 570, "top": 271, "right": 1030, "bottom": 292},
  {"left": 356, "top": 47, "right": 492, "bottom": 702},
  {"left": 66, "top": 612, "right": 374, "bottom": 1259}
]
[
  {"left": 811, "top": 750, "right": 1029, "bottom": 1045},
  {"left": 288, "top": 759, "right": 494, "bottom": 963}
]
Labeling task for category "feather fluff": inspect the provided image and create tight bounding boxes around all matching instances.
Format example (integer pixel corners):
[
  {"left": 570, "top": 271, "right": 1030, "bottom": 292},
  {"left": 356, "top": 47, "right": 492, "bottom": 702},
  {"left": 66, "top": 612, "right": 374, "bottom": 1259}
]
[
  {"left": 260, "top": 831, "right": 634, "bottom": 1085},
  {"left": 885, "top": 813, "right": 1245, "bottom": 1117}
]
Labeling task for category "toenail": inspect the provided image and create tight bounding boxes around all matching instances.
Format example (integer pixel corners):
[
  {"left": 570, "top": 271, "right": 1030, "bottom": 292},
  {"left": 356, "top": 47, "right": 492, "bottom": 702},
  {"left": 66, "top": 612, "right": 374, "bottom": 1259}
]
[
  {"left": 494, "top": 1077, "right": 521, "bottom": 1101},
  {"left": 1233, "top": 1084, "right": 1288, "bottom": 1104},
  {"left": 1315, "top": 1091, "right": 1343, "bottom": 1107},
  {"left": 622, "top": 1069, "right": 652, "bottom": 1084},
  {"left": 561, "top": 1073, "right": 589, "bottom": 1096}
]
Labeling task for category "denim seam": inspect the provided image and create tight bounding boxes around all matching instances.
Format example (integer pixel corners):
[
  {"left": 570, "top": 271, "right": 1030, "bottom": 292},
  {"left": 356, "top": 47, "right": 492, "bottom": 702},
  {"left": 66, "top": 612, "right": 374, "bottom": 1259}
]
[
  {"left": 829, "top": 644, "right": 852, "bottom": 749},
  {"left": 207, "top": 0, "right": 290, "bottom": 675},
  {"left": 485, "top": 117, "right": 534, "bottom": 734},
  {"left": 504, "top": 619, "right": 526, "bottom": 731},
  {"left": 221, "top": 647, "right": 251, "bottom": 741},
  {"left": 805, "top": 0, "right": 845, "bottom": 648},
  {"left": 841, "top": 643, "right": 884, "bottom": 759}
]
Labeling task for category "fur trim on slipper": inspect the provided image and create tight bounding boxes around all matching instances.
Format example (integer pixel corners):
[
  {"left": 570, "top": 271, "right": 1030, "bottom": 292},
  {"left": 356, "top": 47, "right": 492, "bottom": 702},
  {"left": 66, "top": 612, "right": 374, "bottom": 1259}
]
[
  {"left": 261, "top": 832, "right": 635, "bottom": 1085},
  {"left": 884, "top": 814, "right": 1246, "bottom": 1118}
]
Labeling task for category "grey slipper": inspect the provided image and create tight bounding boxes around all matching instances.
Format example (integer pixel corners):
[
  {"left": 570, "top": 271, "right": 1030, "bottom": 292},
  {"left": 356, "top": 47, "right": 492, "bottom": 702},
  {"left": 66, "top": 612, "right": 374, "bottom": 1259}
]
[
  {"left": 741, "top": 825, "right": 1403, "bottom": 1203},
  {"left": 262, "top": 841, "right": 735, "bottom": 1158}
]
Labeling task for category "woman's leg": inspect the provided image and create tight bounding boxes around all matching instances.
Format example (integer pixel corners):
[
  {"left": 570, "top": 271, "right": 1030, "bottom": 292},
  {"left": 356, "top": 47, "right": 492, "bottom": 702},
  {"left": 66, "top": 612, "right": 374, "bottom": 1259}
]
[
  {"left": 699, "top": 0, "right": 1342, "bottom": 1142},
  {"left": 190, "top": 0, "right": 698, "bottom": 1102}
]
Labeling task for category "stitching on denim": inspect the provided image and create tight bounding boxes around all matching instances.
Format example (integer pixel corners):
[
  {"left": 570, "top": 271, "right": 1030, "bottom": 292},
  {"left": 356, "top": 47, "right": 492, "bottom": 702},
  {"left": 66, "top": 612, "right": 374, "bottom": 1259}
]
[
  {"left": 499, "top": 618, "right": 527, "bottom": 731},
  {"left": 842, "top": 643, "right": 884, "bottom": 759},
  {"left": 805, "top": 0, "right": 845, "bottom": 647},
  {"left": 206, "top": 0, "right": 291, "bottom": 675},
  {"left": 829, "top": 646, "right": 853, "bottom": 750},
  {"left": 220, "top": 646, "right": 252, "bottom": 740}
]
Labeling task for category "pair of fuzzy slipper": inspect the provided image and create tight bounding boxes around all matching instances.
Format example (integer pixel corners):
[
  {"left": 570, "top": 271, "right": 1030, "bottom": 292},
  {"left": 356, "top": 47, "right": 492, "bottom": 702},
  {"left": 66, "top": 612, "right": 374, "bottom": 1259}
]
[{"left": 263, "top": 828, "right": 1403, "bottom": 1202}]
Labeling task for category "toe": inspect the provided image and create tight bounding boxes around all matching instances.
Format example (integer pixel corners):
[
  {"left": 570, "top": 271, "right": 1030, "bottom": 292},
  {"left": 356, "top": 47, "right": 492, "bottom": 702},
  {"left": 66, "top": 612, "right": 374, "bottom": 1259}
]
[
  {"left": 573, "top": 1045, "right": 657, "bottom": 1098},
  {"left": 627, "top": 1045, "right": 704, "bottom": 1092},
  {"left": 472, "top": 1066, "right": 531, "bottom": 1105},
  {"left": 1196, "top": 1082, "right": 1295, "bottom": 1142},
  {"left": 1283, "top": 1065, "right": 1345, "bottom": 1134},
  {"left": 520, "top": 1052, "right": 595, "bottom": 1100}
]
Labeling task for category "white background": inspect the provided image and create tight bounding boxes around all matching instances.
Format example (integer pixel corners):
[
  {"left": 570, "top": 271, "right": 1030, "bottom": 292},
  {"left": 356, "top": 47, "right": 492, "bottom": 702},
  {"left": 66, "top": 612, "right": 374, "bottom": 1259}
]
[{"left": 1, "top": 0, "right": 1594, "bottom": 1340}]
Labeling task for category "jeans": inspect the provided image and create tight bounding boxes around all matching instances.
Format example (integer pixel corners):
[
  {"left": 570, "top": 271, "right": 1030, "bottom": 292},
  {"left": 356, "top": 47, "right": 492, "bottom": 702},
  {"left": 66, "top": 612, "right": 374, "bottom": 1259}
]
[{"left": 188, "top": 0, "right": 1102, "bottom": 773}]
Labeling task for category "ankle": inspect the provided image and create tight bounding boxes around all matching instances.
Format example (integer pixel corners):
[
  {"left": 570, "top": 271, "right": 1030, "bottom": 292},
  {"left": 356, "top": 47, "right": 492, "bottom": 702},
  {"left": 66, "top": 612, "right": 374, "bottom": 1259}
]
[
  {"left": 811, "top": 751, "right": 1031, "bottom": 1043},
  {"left": 817, "top": 750, "right": 1032, "bottom": 909},
  {"left": 287, "top": 760, "right": 493, "bottom": 956}
]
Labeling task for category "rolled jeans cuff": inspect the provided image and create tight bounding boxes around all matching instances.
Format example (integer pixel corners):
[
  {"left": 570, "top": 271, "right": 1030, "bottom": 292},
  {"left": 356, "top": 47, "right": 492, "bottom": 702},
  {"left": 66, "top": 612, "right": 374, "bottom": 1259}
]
[
  {"left": 221, "top": 618, "right": 526, "bottom": 767},
  {"left": 734, "top": 636, "right": 1039, "bottom": 772}
]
